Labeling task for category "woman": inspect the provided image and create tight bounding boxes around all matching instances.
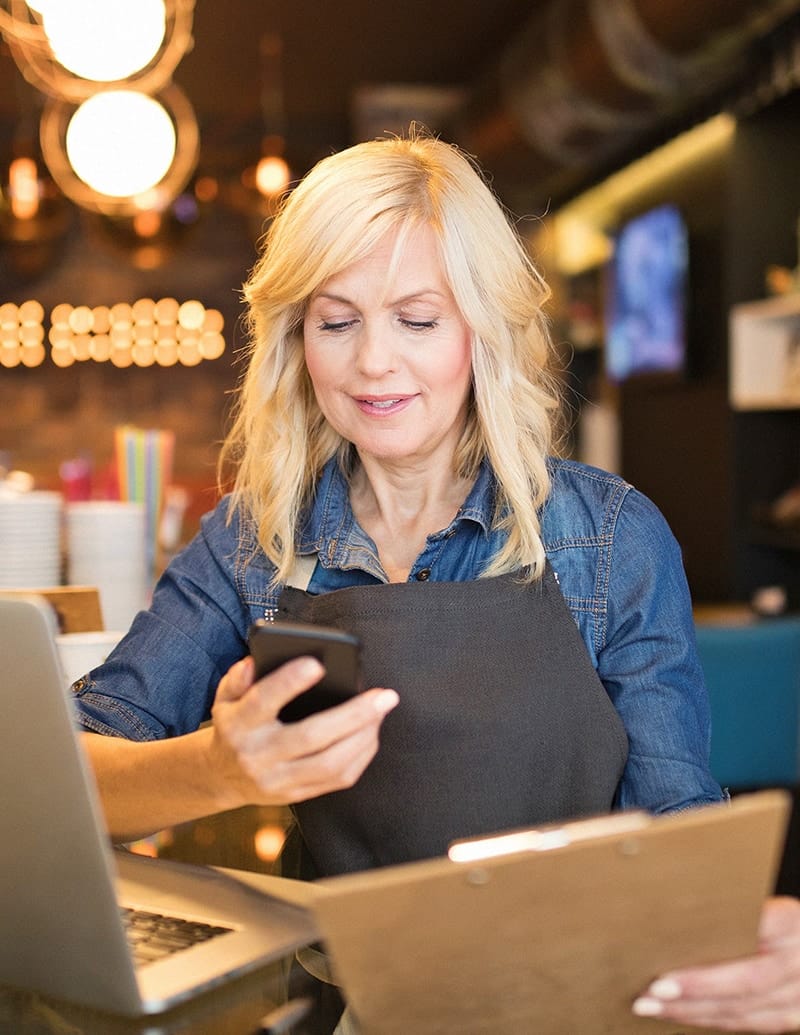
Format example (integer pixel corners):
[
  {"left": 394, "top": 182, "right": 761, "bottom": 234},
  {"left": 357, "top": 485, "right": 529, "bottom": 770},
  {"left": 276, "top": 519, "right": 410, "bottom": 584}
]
[{"left": 73, "top": 133, "right": 725, "bottom": 1028}]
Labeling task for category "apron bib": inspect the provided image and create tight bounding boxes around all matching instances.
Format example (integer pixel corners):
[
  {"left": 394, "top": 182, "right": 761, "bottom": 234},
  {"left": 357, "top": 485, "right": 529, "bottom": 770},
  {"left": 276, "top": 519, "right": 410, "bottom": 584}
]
[{"left": 277, "top": 565, "right": 628, "bottom": 878}]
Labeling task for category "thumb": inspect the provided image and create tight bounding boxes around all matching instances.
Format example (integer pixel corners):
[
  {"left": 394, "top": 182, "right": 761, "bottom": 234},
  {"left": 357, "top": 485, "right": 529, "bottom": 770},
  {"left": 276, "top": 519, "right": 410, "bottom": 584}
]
[
  {"left": 215, "top": 655, "right": 255, "bottom": 703},
  {"left": 759, "top": 897, "right": 800, "bottom": 947}
]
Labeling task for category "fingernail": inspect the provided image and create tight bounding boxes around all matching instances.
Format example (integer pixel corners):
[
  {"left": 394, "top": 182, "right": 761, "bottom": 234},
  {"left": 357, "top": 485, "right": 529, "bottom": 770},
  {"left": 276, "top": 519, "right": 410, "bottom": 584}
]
[
  {"left": 374, "top": 689, "right": 399, "bottom": 715},
  {"left": 648, "top": 978, "right": 682, "bottom": 1000},
  {"left": 632, "top": 997, "right": 663, "bottom": 1017},
  {"left": 297, "top": 657, "right": 323, "bottom": 679}
]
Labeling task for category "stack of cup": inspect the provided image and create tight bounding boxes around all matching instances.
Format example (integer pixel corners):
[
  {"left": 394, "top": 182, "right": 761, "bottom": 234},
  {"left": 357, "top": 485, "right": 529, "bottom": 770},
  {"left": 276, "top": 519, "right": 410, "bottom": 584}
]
[
  {"left": 65, "top": 501, "right": 149, "bottom": 633},
  {"left": 0, "top": 489, "right": 62, "bottom": 588},
  {"left": 55, "top": 630, "right": 125, "bottom": 687}
]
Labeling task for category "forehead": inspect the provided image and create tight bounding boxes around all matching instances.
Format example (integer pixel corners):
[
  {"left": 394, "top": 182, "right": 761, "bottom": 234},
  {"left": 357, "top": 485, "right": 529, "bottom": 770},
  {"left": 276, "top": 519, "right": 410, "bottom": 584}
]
[{"left": 310, "top": 222, "right": 451, "bottom": 302}]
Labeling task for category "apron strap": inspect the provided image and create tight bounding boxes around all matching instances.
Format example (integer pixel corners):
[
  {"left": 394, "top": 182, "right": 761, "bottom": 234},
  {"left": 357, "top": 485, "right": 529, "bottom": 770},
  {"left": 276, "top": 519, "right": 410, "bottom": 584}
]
[{"left": 285, "top": 553, "right": 318, "bottom": 591}]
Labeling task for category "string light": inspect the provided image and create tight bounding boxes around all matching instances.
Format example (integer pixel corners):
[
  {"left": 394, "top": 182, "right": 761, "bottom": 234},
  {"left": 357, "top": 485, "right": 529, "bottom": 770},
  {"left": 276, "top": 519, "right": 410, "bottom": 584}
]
[{"left": 0, "top": 298, "right": 226, "bottom": 367}]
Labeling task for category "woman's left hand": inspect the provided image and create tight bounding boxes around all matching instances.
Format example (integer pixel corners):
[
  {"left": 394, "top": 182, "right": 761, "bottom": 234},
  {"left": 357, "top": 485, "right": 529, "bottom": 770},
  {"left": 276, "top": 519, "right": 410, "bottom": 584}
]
[{"left": 632, "top": 897, "right": 800, "bottom": 1033}]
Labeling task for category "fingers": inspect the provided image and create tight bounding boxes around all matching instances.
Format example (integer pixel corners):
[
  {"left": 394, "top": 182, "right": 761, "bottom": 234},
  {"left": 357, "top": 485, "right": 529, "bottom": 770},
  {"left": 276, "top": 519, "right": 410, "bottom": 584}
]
[
  {"left": 288, "top": 686, "right": 399, "bottom": 755},
  {"left": 634, "top": 987, "right": 800, "bottom": 1034},
  {"left": 633, "top": 900, "right": 800, "bottom": 1034},
  {"left": 232, "top": 656, "right": 326, "bottom": 726},
  {"left": 275, "top": 705, "right": 392, "bottom": 802},
  {"left": 210, "top": 652, "right": 399, "bottom": 808},
  {"left": 216, "top": 689, "right": 397, "bottom": 806}
]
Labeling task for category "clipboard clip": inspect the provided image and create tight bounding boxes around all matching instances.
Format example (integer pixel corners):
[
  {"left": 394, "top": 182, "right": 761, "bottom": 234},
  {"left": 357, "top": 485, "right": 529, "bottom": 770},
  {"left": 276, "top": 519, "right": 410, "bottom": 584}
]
[{"left": 447, "top": 810, "right": 650, "bottom": 863}]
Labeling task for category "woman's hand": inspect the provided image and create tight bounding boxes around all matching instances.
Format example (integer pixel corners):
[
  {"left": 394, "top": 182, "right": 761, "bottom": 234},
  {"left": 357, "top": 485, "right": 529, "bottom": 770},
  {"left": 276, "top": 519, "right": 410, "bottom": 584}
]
[
  {"left": 209, "top": 655, "right": 399, "bottom": 810},
  {"left": 633, "top": 897, "right": 800, "bottom": 1033}
]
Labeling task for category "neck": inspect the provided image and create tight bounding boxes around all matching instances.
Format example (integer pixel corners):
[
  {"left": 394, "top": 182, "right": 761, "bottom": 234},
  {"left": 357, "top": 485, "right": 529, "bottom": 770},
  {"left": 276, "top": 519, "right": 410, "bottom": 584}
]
[{"left": 349, "top": 457, "right": 473, "bottom": 581}]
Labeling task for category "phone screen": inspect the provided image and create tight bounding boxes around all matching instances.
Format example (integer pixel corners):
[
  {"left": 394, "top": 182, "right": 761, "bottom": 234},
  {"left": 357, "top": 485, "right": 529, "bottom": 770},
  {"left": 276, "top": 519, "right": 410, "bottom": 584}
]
[{"left": 247, "top": 619, "right": 362, "bottom": 722}]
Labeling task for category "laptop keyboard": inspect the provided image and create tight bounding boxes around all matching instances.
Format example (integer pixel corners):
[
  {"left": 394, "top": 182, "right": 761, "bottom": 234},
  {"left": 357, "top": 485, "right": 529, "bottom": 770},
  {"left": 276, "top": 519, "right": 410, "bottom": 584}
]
[{"left": 121, "top": 907, "right": 233, "bottom": 966}]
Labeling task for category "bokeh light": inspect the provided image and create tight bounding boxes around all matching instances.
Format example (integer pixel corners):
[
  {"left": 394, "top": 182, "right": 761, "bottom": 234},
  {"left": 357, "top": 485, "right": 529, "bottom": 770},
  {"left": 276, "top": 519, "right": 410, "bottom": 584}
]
[
  {"left": 42, "top": 0, "right": 166, "bottom": 83},
  {"left": 66, "top": 91, "right": 176, "bottom": 198}
]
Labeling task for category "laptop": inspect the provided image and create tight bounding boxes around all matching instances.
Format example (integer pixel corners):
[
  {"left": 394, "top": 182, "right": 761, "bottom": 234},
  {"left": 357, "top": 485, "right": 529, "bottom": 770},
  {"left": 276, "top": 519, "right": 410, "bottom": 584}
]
[{"left": 0, "top": 594, "right": 319, "bottom": 1017}]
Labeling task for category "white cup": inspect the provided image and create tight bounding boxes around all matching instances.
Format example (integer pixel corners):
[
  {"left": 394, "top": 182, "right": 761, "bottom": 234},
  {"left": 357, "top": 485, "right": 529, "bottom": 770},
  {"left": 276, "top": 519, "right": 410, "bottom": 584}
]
[{"left": 55, "top": 631, "right": 124, "bottom": 687}]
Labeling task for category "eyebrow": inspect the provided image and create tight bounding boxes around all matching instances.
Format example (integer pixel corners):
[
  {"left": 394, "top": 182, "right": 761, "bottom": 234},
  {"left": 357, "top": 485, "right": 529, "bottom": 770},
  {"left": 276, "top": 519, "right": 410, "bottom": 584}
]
[{"left": 310, "top": 289, "right": 447, "bottom": 306}]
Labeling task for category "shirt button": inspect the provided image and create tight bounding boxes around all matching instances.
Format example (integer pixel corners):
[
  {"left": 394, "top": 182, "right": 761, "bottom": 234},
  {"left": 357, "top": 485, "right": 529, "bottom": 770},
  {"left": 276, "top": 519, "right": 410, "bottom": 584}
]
[{"left": 415, "top": 568, "right": 431, "bottom": 581}]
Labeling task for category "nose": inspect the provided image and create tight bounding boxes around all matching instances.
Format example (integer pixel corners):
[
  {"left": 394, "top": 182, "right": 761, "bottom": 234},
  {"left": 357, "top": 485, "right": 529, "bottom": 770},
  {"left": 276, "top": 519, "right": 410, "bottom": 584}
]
[{"left": 354, "top": 320, "right": 398, "bottom": 378}]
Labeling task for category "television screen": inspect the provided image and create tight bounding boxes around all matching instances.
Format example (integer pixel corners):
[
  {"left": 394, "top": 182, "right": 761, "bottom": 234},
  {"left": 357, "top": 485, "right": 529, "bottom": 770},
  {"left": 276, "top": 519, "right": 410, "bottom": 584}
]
[{"left": 604, "top": 204, "right": 688, "bottom": 383}]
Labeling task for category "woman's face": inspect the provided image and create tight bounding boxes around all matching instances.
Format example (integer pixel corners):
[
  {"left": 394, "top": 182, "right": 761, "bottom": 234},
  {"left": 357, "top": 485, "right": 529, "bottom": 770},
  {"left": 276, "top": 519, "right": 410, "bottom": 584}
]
[{"left": 303, "top": 223, "right": 473, "bottom": 470}]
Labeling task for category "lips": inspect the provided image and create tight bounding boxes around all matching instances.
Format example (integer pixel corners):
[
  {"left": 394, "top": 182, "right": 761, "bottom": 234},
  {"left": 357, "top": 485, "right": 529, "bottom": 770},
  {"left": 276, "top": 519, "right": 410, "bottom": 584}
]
[{"left": 353, "top": 394, "right": 415, "bottom": 416}]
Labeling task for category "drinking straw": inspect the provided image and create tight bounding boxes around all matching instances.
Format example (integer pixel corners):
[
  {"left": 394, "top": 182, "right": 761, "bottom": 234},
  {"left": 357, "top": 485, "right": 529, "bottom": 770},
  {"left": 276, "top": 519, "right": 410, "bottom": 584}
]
[{"left": 114, "top": 425, "right": 175, "bottom": 579}]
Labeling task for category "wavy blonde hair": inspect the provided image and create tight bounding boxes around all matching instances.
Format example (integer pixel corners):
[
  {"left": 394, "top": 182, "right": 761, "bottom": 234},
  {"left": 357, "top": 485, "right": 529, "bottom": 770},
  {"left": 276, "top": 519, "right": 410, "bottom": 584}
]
[{"left": 220, "top": 132, "right": 564, "bottom": 585}]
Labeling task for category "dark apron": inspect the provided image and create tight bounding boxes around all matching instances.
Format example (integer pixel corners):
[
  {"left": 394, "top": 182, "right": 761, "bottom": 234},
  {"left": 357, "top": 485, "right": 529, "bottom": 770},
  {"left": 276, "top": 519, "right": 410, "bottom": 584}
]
[{"left": 277, "top": 564, "right": 628, "bottom": 879}]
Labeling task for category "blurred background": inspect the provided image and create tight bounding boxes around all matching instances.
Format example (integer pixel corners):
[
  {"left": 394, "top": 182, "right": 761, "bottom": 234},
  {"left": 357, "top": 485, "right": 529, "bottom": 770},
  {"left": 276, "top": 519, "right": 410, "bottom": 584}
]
[
  {"left": 2, "top": 0, "right": 800, "bottom": 873},
  {"left": 2, "top": 0, "right": 799, "bottom": 605}
]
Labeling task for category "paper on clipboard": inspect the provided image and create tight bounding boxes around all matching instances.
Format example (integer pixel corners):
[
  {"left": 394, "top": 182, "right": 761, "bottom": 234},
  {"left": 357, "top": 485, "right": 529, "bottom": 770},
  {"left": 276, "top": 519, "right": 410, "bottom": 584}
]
[{"left": 308, "top": 790, "right": 790, "bottom": 1035}]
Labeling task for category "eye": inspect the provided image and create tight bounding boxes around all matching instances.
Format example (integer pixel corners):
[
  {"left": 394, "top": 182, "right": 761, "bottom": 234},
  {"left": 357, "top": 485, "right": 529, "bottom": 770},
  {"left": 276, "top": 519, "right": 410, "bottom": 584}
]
[
  {"left": 318, "top": 319, "right": 357, "bottom": 333},
  {"left": 399, "top": 318, "right": 439, "bottom": 331}
]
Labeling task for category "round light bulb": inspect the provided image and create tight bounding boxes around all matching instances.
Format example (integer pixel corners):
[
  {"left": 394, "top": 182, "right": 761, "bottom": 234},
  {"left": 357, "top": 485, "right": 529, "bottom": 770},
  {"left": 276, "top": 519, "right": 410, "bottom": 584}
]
[
  {"left": 21, "top": 344, "right": 46, "bottom": 367},
  {"left": 202, "top": 308, "right": 224, "bottom": 333},
  {"left": 49, "top": 325, "right": 72, "bottom": 346},
  {"left": 0, "top": 303, "right": 18, "bottom": 329},
  {"left": 19, "top": 299, "right": 44, "bottom": 324},
  {"left": 178, "top": 299, "right": 205, "bottom": 330},
  {"left": 69, "top": 305, "right": 93, "bottom": 334},
  {"left": 0, "top": 350, "right": 21, "bottom": 369},
  {"left": 90, "top": 335, "right": 112, "bottom": 361},
  {"left": 51, "top": 303, "right": 73, "bottom": 327},
  {"left": 155, "top": 340, "right": 178, "bottom": 366},
  {"left": 43, "top": 0, "right": 166, "bottom": 83},
  {"left": 72, "top": 334, "right": 92, "bottom": 361},
  {"left": 200, "top": 332, "right": 225, "bottom": 360},
  {"left": 51, "top": 348, "right": 76, "bottom": 368},
  {"left": 92, "top": 306, "right": 111, "bottom": 334},
  {"left": 110, "top": 302, "right": 133, "bottom": 326},
  {"left": 66, "top": 91, "right": 176, "bottom": 198},
  {"left": 155, "top": 297, "right": 179, "bottom": 324}
]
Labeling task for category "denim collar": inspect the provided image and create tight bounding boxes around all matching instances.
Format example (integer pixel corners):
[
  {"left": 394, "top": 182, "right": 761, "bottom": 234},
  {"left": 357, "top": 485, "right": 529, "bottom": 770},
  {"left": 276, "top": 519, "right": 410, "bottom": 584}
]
[{"left": 297, "top": 457, "right": 497, "bottom": 568}]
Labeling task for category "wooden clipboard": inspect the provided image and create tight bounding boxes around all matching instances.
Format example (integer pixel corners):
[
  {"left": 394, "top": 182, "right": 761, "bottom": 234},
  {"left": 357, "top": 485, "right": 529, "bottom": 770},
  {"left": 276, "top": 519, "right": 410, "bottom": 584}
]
[{"left": 307, "top": 791, "right": 790, "bottom": 1035}]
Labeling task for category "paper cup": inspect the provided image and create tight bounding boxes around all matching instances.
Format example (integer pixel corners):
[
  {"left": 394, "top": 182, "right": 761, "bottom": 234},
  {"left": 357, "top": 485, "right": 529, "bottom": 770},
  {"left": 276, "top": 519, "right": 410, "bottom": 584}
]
[{"left": 55, "top": 631, "right": 124, "bottom": 687}]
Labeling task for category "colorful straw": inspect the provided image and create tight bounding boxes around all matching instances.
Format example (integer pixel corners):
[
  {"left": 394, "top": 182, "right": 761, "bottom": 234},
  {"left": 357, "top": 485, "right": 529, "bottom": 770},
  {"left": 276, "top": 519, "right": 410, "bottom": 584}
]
[{"left": 114, "top": 425, "right": 175, "bottom": 579}]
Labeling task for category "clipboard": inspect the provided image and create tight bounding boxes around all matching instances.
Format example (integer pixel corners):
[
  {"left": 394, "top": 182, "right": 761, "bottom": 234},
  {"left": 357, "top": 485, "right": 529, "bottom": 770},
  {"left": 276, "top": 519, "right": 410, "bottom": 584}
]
[{"left": 304, "top": 790, "right": 790, "bottom": 1035}]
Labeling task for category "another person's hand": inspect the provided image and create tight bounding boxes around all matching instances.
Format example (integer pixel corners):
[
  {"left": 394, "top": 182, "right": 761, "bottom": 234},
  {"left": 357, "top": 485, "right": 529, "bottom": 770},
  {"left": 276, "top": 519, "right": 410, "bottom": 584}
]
[
  {"left": 633, "top": 897, "right": 800, "bottom": 1033},
  {"left": 209, "top": 655, "right": 399, "bottom": 809}
]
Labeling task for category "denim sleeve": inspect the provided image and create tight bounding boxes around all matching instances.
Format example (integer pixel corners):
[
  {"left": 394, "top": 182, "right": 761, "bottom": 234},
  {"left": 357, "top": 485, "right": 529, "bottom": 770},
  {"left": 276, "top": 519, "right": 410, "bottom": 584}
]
[
  {"left": 599, "top": 489, "right": 726, "bottom": 813},
  {"left": 71, "top": 504, "right": 252, "bottom": 741}
]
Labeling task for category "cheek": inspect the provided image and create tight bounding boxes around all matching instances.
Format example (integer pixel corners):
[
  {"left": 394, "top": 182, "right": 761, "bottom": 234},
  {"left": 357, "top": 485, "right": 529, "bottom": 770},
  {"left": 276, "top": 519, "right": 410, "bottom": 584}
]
[
  {"left": 303, "top": 339, "right": 336, "bottom": 393},
  {"left": 435, "top": 337, "right": 472, "bottom": 390}
]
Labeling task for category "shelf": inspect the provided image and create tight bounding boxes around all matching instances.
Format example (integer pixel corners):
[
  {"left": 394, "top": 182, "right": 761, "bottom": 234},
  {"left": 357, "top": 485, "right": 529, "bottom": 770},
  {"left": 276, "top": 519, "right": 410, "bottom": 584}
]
[{"left": 730, "top": 295, "right": 800, "bottom": 411}]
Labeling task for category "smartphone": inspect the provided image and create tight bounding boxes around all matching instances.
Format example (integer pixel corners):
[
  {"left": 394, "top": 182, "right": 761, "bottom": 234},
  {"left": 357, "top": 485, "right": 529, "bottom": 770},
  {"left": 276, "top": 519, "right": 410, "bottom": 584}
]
[{"left": 247, "top": 619, "right": 362, "bottom": 723}]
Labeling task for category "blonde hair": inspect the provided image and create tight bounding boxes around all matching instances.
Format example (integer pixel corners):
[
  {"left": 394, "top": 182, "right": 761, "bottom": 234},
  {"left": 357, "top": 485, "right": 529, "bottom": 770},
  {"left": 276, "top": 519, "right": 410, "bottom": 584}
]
[{"left": 220, "top": 132, "right": 564, "bottom": 585}]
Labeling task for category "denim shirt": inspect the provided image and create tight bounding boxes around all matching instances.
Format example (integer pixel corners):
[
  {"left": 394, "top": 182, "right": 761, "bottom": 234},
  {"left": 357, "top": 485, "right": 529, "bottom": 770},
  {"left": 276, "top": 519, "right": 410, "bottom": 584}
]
[{"left": 73, "top": 456, "right": 725, "bottom": 814}]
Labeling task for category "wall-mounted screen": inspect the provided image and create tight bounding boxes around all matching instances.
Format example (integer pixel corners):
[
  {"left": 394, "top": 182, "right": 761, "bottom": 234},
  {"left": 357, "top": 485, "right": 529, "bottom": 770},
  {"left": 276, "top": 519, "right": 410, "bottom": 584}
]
[{"left": 604, "top": 204, "right": 689, "bottom": 383}]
